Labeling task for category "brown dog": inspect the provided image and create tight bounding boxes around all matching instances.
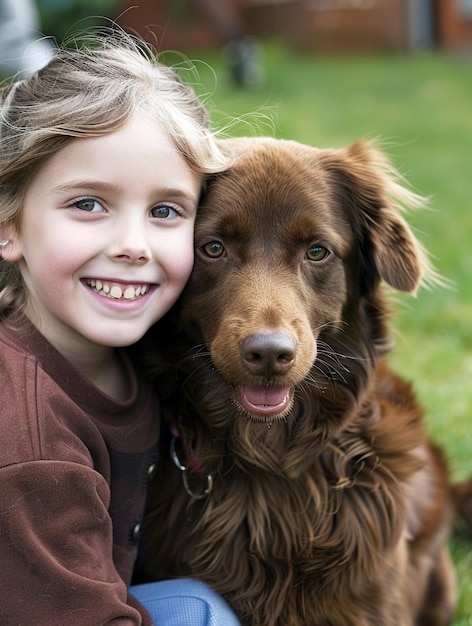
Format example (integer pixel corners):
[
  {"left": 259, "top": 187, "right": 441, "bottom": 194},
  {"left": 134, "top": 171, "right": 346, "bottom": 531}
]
[{"left": 140, "top": 138, "right": 460, "bottom": 625}]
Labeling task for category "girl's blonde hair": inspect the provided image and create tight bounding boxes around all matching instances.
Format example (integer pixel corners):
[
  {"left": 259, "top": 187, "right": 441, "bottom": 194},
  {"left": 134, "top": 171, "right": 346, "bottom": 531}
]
[{"left": 0, "top": 30, "right": 229, "bottom": 316}]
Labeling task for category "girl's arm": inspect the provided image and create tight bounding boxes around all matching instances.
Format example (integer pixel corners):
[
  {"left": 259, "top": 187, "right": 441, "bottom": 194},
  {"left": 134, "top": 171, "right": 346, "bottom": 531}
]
[{"left": 0, "top": 460, "right": 153, "bottom": 625}]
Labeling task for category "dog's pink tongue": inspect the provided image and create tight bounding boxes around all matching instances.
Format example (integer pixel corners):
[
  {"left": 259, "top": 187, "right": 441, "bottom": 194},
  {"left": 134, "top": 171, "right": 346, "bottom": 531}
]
[{"left": 237, "top": 386, "right": 291, "bottom": 417}]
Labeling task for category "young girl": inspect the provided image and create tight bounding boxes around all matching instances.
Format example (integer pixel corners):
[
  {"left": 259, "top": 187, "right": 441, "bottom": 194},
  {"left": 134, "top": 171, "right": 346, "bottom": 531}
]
[{"left": 0, "top": 32, "right": 240, "bottom": 625}]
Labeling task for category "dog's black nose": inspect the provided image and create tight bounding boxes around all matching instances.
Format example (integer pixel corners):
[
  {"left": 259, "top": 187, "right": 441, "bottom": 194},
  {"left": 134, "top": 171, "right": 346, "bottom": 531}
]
[{"left": 240, "top": 332, "right": 296, "bottom": 377}]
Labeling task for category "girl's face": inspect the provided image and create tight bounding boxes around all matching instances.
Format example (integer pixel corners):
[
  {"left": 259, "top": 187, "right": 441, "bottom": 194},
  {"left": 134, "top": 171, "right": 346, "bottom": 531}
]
[{"left": 6, "top": 114, "right": 201, "bottom": 359}]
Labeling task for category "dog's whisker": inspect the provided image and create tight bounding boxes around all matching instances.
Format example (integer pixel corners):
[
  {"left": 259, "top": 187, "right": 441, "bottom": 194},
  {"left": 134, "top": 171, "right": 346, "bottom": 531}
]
[{"left": 313, "top": 319, "right": 348, "bottom": 334}]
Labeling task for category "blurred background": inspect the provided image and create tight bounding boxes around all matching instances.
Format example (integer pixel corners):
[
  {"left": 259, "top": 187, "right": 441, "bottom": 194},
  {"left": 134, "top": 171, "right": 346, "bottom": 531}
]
[
  {"left": 26, "top": 0, "right": 472, "bottom": 55},
  {"left": 1, "top": 0, "right": 471, "bottom": 622}
]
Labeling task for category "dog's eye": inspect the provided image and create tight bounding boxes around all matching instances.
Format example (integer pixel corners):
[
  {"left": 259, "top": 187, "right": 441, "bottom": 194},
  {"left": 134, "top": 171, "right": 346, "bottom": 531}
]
[
  {"left": 201, "top": 241, "right": 225, "bottom": 258},
  {"left": 306, "top": 245, "right": 330, "bottom": 262}
]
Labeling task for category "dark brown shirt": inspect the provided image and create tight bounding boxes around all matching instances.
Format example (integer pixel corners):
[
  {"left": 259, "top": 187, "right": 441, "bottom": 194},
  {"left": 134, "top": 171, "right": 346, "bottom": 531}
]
[{"left": 0, "top": 314, "right": 159, "bottom": 624}]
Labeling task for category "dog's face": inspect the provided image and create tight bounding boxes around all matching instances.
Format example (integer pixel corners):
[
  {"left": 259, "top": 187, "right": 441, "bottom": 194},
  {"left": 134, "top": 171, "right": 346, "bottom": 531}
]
[{"left": 178, "top": 138, "right": 425, "bottom": 424}]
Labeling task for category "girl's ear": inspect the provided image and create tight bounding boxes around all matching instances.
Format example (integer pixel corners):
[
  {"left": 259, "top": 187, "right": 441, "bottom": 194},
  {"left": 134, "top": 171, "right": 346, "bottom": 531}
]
[{"left": 0, "top": 225, "right": 23, "bottom": 262}]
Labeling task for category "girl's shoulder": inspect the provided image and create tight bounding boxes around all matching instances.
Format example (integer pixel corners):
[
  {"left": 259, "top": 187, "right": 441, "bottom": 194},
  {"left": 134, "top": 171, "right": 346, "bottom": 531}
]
[
  {"left": 0, "top": 315, "right": 159, "bottom": 471},
  {"left": 0, "top": 315, "right": 107, "bottom": 469}
]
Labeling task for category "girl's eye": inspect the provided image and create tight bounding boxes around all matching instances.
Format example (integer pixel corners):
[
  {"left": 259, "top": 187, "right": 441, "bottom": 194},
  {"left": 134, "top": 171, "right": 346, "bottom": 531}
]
[
  {"left": 201, "top": 241, "right": 225, "bottom": 258},
  {"left": 306, "top": 245, "right": 330, "bottom": 262},
  {"left": 151, "top": 204, "right": 180, "bottom": 219},
  {"left": 73, "top": 198, "right": 104, "bottom": 213}
]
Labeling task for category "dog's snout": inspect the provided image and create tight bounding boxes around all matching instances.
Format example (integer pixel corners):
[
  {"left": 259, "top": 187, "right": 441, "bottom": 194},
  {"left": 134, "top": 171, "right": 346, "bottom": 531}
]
[{"left": 240, "top": 332, "right": 296, "bottom": 377}]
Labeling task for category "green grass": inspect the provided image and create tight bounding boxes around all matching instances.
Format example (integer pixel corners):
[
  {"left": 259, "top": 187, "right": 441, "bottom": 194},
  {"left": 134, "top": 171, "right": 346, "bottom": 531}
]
[{"left": 174, "top": 42, "right": 472, "bottom": 623}]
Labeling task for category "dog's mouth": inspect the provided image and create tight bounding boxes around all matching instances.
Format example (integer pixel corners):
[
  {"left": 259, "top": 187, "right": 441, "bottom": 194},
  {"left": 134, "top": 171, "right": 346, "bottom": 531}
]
[{"left": 234, "top": 385, "right": 293, "bottom": 421}]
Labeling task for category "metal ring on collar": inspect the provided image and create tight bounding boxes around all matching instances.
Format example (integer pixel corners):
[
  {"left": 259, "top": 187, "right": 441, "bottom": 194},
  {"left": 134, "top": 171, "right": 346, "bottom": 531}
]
[{"left": 170, "top": 435, "right": 213, "bottom": 500}]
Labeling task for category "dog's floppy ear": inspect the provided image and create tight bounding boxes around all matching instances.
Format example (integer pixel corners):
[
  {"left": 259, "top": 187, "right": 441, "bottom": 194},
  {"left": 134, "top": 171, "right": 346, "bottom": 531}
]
[
  {"left": 330, "top": 141, "right": 428, "bottom": 295},
  {"left": 360, "top": 196, "right": 425, "bottom": 295}
]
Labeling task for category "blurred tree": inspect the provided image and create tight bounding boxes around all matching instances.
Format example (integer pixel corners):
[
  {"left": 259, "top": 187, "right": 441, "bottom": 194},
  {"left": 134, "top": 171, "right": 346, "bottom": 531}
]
[{"left": 37, "top": 0, "right": 119, "bottom": 41}]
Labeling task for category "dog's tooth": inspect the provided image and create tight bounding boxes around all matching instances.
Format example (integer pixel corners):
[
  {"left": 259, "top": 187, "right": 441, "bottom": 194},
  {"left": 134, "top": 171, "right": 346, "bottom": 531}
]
[
  {"left": 110, "top": 285, "right": 123, "bottom": 299},
  {"left": 95, "top": 279, "right": 102, "bottom": 291}
]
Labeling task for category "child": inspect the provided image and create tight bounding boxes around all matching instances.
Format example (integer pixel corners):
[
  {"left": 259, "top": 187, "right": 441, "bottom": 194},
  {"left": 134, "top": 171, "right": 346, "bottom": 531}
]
[{"left": 0, "top": 32, "right": 240, "bottom": 625}]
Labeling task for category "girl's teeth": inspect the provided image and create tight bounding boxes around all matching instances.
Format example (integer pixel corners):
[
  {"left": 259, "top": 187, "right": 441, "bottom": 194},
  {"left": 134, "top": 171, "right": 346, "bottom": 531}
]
[
  {"left": 123, "top": 287, "right": 136, "bottom": 300},
  {"left": 87, "top": 280, "right": 149, "bottom": 300},
  {"left": 110, "top": 286, "right": 123, "bottom": 299}
]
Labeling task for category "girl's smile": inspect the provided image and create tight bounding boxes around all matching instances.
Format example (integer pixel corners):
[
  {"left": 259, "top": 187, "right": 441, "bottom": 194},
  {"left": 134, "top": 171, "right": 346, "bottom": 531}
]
[
  {"left": 84, "top": 279, "right": 153, "bottom": 301},
  {"left": 5, "top": 113, "right": 201, "bottom": 366}
]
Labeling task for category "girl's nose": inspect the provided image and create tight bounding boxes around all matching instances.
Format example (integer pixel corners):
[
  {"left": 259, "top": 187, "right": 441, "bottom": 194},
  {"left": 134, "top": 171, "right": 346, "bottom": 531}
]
[
  {"left": 109, "top": 222, "right": 151, "bottom": 265},
  {"left": 114, "top": 250, "right": 149, "bottom": 265}
]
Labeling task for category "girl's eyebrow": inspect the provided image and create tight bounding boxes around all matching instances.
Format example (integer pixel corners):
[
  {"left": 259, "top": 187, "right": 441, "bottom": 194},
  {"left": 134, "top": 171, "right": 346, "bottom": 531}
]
[{"left": 52, "top": 180, "right": 199, "bottom": 203}]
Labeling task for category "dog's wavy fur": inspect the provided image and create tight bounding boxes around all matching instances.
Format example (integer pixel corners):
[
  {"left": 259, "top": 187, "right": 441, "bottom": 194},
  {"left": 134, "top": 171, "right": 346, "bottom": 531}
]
[{"left": 139, "top": 138, "right": 464, "bottom": 625}]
